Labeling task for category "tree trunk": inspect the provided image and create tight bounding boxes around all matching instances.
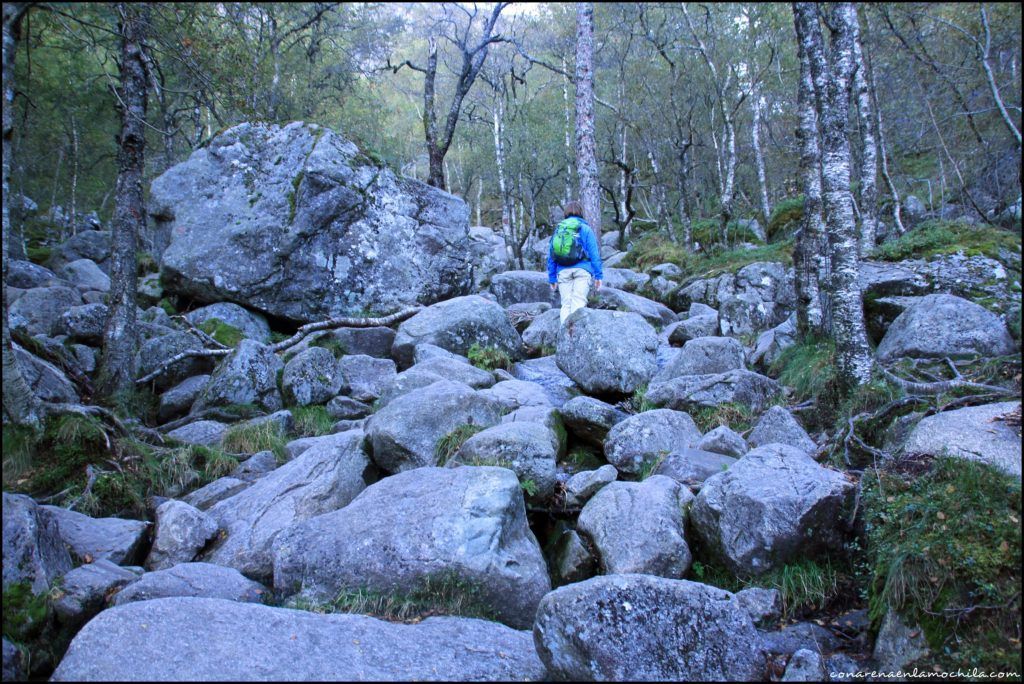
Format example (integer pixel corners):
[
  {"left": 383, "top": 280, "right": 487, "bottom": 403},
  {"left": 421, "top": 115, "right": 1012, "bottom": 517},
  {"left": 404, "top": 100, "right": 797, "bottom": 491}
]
[
  {"left": 810, "top": 2, "right": 873, "bottom": 391},
  {"left": 97, "top": 2, "right": 149, "bottom": 403},
  {"left": 719, "top": 114, "right": 736, "bottom": 244},
  {"left": 492, "top": 98, "right": 513, "bottom": 262},
  {"left": 851, "top": 12, "right": 878, "bottom": 255},
  {"left": 574, "top": 2, "right": 601, "bottom": 242},
  {"left": 750, "top": 84, "right": 771, "bottom": 224},
  {"left": 677, "top": 142, "right": 692, "bottom": 250},
  {"left": 3, "top": 2, "right": 44, "bottom": 426},
  {"left": 864, "top": 14, "right": 904, "bottom": 235},
  {"left": 792, "top": 2, "right": 828, "bottom": 338},
  {"left": 562, "top": 55, "right": 573, "bottom": 205}
]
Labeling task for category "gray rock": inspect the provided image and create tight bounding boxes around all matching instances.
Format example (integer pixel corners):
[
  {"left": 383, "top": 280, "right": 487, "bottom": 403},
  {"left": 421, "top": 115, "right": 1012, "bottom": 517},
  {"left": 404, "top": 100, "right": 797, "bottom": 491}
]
[
  {"left": 137, "top": 331, "right": 214, "bottom": 391},
  {"left": 152, "top": 122, "right": 472, "bottom": 321},
  {"left": 412, "top": 342, "right": 469, "bottom": 364},
  {"left": 51, "top": 560, "right": 142, "bottom": 628},
  {"left": 13, "top": 344, "right": 78, "bottom": 403},
  {"left": 592, "top": 286, "right": 676, "bottom": 327},
  {"left": 157, "top": 374, "right": 210, "bottom": 422},
  {"left": 750, "top": 313, "right": 797, "bottom": 368},
  {"left": 47, "top": 229, "right": 110, "bottom": 273},
  {"left": 281, "top": 347, "right": 342, "bottom": 406},
  {"left": 137, "top": 272, "right": 162, "bottom": 307},
  {"left": 146, "top": 501, "right": 219, "bottom": 571},
  {"left": 521, "top": 308, "right": 561, "bottom": 351},
  {"left": 283, "top": 431, "right": 355, "bottom": 460},
  {"left": 655, "top": 447, "right": 737, "bottom": 486},
  {"left": 53, "top": 597, "right": 544, "bottom": 681},
  {"left": 113, "top": 563, "right": 267, "bottom": 606},
  {"left": 732, "top": 587, "right": 782, "bottom": 629},
  {"left": 59, "top": 303, "right": 108, "bottom": 345},
  {"left": 5, "top": 259, "right": 59, "bottom": 289},
  {"left": 559, "top": 396, "right": 628, "bottom": 447},
  {"left": 647, "top": 369, "right": 783, "bottom": 413},
  {"left": 477, "top": 379, "right": 551, "bottom": 411},
  {"left": 748, "top": 406, "right": 817, "bottom": 455},
  {"left": 3, "top": 493, "right": 74, "bottom": 594},
  {"left": 534, "top": 574, "right": 766, "bottom": 681},
  {"left": 901, "top": 401, "right": 1022, "bottom": 478},
  {"left": 166, "top": 420, "right": 228, "bottom": 447},
  {"left": 877, "top": 294, "right": 1016, "bottom": 361},
  {"left": 578, "top": 476, "right": 694, "bottom": 577},
  {"left": 648, "top": 275, "right": 678, "bottom": 299},
  {"left": 668, "top": 313, "right": 719, "bottom": 345},
  {"left": 326, "top": 395, "right": 372, "bottom": 420},
  {"left": 273, "top": 467, "right": 550, "bottom": 630},
  {"left": 489, "top": 270, "right": 554, "bottom": 306},
  {"left": 322, "top": 326, "right": 395, "bottom": 358},
  {"left": 338, "top": 354, "right": 396, "bottom": 402},
  {"left": 563, "top": 465, "right": 618, "bottom": 508},
  {"left": 782, "top": 649, "right": 827, "bottom": 682},
  {"left": 332, "top": 418, "right": 365, "bottom": 433},
  {"left": 714, "top": 263, "right": 795, "bottom": 336},
  {"left": 451, "top": 422, "right": 558, "bottom": 501},
  {"left": 39, "top": 505, "right": 148, "bottom": 567},
  {"left": 2, "top": 637, "right": 22, "bottom": 682},
  {"left": 656, "top": 336, "right": 746, "bottom": 380},
  {"left": 181, "top": 477, "right": 250, "bottom": 511},
  {"left": 196, "top": 339, "right": 283, "bottom": 413},
  {"left": 761, "top": 621, "right": 842, "bottom": 656},
  {"left": 902, "top": 195, "right": 927, "bottom": 223},
  {"left": 650, "top": 262, "right": 683, "bottom": 279},
  {"left": 602, "top": 267, "right": 650, "bottom": 291},
  {"left": 872, "top": 609, "right": 929, "bottom": 674},
  {"left": 202, "top": 430, "right": 372, "bottom": 581},
  {"left": 185, "top": 302, "right": 271, "bottom": 343},
  {"left": 59, "top": 259, "right": 110, "bottom": 293},
  {"left": 69, "top": 343, "right": 97, "bottom": 375},
  {"left": 500, "top": 405, "right": 566, "bottom": 454},
  {"left": 556, "top": 308, "right": 658, "bottom": 396},
  {"left": 604, "top": 409, "right": 702, "bottom": 475},
  {"left": 696, "top": 425, "right": 749, "bottom": 457},
  {"left": 552, "top": 529, "right": 596, "bottom": 585},
  {"left": 9, "top": 285, "right": 81, "bottom": 336},
  {"left": 392, "top": 295, "right": 523, "bottom": 368},
  {"left": 692, "top": 445, "right": 855, "bottom": 576},
  {"left": 511, "top": 356, "right": 579, "bottom": 407},
  {"left": 858, "top": 260, "right": 930, "bottom": 298},
  {"left": 231, "top": 451, "right": 278, "bottom": 481},
  {"left": 365, "top": 380, "right": 503, "bottom": 473}
]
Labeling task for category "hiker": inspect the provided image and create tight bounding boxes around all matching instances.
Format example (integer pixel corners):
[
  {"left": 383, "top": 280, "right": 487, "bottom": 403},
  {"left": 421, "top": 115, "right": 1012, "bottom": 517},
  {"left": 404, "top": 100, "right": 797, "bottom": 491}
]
[{"left": 548, "top": 200, "right": 603, "bottom": 324}]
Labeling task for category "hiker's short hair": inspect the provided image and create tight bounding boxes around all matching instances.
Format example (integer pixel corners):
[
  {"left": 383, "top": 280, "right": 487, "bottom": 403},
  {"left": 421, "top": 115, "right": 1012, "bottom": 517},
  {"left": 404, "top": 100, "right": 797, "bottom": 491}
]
[{"left": 562, "top": 201, "right": 585, "bottom": 219}]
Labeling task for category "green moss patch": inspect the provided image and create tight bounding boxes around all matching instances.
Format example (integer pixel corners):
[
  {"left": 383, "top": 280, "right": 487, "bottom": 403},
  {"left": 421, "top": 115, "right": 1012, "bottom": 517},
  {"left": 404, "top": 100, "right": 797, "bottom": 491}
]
[
  {"left": 198, "top": 317, "right": 244, "bottom": 348},
  {"left": 623, "top": 234, "right": 794, "bottom": 283},
  {"left": 871, "top": 220, "right": 1021, "bottom": 265}
]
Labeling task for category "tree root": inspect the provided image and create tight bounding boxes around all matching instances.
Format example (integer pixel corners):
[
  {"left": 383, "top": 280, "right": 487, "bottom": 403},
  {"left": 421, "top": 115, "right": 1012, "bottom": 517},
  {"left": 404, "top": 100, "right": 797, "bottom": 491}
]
[
  {"left": 879, "top": 360, "right": 1016, "bottom": 396},
  {"left": 134, "top": 348, "right": 232, "bottom": 385}
]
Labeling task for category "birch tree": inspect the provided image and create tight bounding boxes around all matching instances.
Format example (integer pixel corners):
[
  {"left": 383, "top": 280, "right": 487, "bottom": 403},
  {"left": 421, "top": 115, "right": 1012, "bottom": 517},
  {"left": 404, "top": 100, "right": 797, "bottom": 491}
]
[
  {"left": 851, "top": 8, "right": 878, "bottom": 255},
  {"left": 574, "top": 2, "right": 601, "bottom": 242},
  {"left": 96, "top": 2, "right": 149, "bottom": 402}
]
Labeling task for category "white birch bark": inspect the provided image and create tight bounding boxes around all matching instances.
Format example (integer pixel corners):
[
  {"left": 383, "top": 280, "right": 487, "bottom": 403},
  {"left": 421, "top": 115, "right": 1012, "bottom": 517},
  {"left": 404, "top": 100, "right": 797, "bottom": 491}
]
[
  {"left": 750, "top": 85, "right": 771, "bottom": 224},
  {"left": 851, "top": 14, "right": 878, "bottom": 255}
]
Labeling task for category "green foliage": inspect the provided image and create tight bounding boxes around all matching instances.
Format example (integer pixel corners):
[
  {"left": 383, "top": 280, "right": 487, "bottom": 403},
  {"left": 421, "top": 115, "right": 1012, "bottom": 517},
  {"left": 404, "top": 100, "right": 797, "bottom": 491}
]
[
  {"left": 103, "top": 386, "right": 159, "bottom": 423},
  {"left": 637, "top": 450, "right": 670, "bottom": 481},
  {"left": 287, "top": 171, "right": 305, "bottom": 223},
  {"left": 623, "top": 234, "right": 794, "bottom": 283},
  {"left": 157, "top": 297, "right": 178, "bottom": 316},
  {"left": 690, "top": 218, "right": 764, "bottom": 246},
  {"left": 766, "top": 196, "right": 804, "bottom": 242},
  {"left": 198, "top": 317, "right": 244, "bottom": 348},
  {"left": 434, "top": 424, "right": 484, "bottom": 466},
  {"left": 467, "top": 343, "right": 512, "bottom": 372},
  {"left": 519, "top": 479, "right": 538, "bottom": 497},
  {"left": 290, "top": 406, "right": 335, "bottom": 439},
  {"left": 871, "top": 220, "right": 1021, "bottom": 265},
  {"left": 269, "top": 331, "right": 291, "bottom": 344},
  {"left": 135, "top": 252, "right": 158, "bottom": 276},
  {"left": 291, "top": 571, "right": 499, "bottom": 623},
  {"left": 862, "top": 456, "right": 1022, "bottom": 673},
  {"left": 621, "top": 385, "right": 657, "bottom": 414},
  {"left": 561, "top": 444, "right": 604, "bottom": 474},
  {"left": 310, "top": 336, "right": 347, "bottom": 359},
  {"left": 770, "top": 336, "right": 836, "bottom": 402},
  {"left": 1, "top": 424, "right": 39, "bottom": 484},
  {"left": 689, "top": 402, "right": 755, "bottom": 433},
  {"left": 221, "top": 420, "right": 288, "bottom": 460},
  {"left": 2, "top": 582, "right": 51, "bottom": 644}
]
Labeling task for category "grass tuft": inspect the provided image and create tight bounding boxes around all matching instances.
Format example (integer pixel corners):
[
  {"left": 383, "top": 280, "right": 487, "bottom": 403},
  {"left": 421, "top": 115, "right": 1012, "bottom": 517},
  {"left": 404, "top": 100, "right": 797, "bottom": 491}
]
[
  {"left": 434, "top": 424, "right": 485, "bottom": 466},
  {"left": 689, "top": 402, "right": 754, "bottom": 433},
  {"left": 290, "top": 406, "right": 335, "bottom": 438},
  {"left": 222, "top": 420, "right": 288, "bottom": 460}
]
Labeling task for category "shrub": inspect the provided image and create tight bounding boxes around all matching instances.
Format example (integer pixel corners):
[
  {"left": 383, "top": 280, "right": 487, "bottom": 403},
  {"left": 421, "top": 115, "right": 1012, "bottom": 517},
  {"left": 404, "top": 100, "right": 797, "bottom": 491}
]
[
  {"left": 862, "top": 456, "right": 1022, "bottom": 673},
  {"left": 467, "top": 343, "right": 512, "bottom": 372},
  {"left": 434, "top": 424, "right": 485, "bottom": 466}
]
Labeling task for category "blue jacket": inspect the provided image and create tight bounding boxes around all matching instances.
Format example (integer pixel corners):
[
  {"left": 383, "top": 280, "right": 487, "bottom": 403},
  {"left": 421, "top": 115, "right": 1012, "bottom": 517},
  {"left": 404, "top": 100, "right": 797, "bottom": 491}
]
[{"left": 547, "top": 216, "right": 604, "bottom": 284}]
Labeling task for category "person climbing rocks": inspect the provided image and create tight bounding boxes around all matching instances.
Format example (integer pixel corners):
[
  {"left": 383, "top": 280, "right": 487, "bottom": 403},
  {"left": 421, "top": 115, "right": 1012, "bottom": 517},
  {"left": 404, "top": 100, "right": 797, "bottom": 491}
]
[{"left": 548, "top": 200, "right": 603, "bottom": 324}]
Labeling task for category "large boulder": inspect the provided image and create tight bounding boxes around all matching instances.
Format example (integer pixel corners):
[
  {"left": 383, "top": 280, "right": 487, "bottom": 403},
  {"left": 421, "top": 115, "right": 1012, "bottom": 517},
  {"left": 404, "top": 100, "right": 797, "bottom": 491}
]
[
  {"left": 592, "top": 287, "right": 676, "bottom": 327},
  {"left": 655, "top": 448, "right": 738, "bottom": 487},
  {"left": 194, "top": 339, "right": 284, "bottom": 413},
  {"left": 901, "top": 401, "right": 1022, "bottom": 478},
  {"left": 747, "top": 406, "right": 817, "bottom": 455},
  {"left": 489, "top": 270, "right": 554, "bottom": 306},
  {"left": 13, "top": 344, "right": 79, "bottom": 403},
  {"left": 157, "top": 374, "right": 210, "bottom": 422},
  {"left": 602, "top": 268, "right": 650, "bottom": 292},
  {"left": 3, "top": 493, "right": 73, "bottom": 594},
  {"left": 59, "top": 259, "right": 110, "bottom": 293},
  {"left": 337, "top": 354, "right": 397, "bottom": 402},
  {"left": 59, "top": 303, "right": 108, "bottom": 345},
  {"left": 521, "top": 309, "right": 561, "bottom": 351},
  {"left": 604, "top": 409, "right": 702, "bottom": 475},
  {"left": 556, "top": 308, "right": 658, "bottom": 396},
  {"left": 146, "top": 501, "right": 220, "bottom": 571},
  {"left": 112, "top": 563, "right": 267, "bottom": 606},
  {"left": 647, "top": 369, "right": 782, "bottom": 413},
  {"left": 365, "top": 380, "right": 503, "bottom": 473},
  {"left": 512, "top": 356, "right": 579, "bottom": 407},
  {"left": 533, "top": 574, "right": 766, "bottom": 681},
  {"left": 674, "top": 262, "right": 794, "bottom": 337},
  {"left": 392, "top": 295, "right": 523, "bottom": 368},
  {"left": 449, "top": 422, "right": 558, "bottom": 501},
  {"left": 375, "top": 358, "right": 493, "bottom": 407},
  {"left": 273, "top": 467, "right": 551, "bottom": 630},
  {"left": 53, "top": 597, "right": 545, "bottom": 681},
  {"left": 8, "top": 285, "right": 81, "bottom": 336},
  {"left": 559, "top": 396, "right": 628, "bottom": 446},
  {"left": 577, "top": 476, "right": 694, "bottom": 577},
  {"left": 876, "top": 294, "right": 1016, "bottom": 361},
  {"left": 202, "top": 430, "right": 372, "bottom": 581},
  {"left": 151, "top": 122, "right": 472, "bottom": 321},
  {"left": 136, "top": 331, "right": 214, "bottom": 392},
  {"left": 655, "top": 336, "right": 746, "bottom": 380},
  {"left": 47, "top": 230, "right": 111, "bottom": 273},
  {"left": 5, "top": 259, "right": 59, "bottom": 289},
  {"left": 184, "top": 302, "right": 271, "bottom": 343},
  {"left": 692, "top": 445, "right": 855, "bottom": 576},
  {"left": 467, "top": 225, "right": 510, "bottom": 287},
  {"left": 40, "top": 505, "right": 148, "bottom": 566},
  {"left": 281, "top": 347, "right": 343, "bottom": 406}
]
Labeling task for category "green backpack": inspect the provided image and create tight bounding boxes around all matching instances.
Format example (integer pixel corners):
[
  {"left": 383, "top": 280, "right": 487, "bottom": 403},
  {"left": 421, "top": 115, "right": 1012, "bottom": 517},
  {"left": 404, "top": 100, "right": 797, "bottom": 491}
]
[{"left": 551, "top": 217, "right": 587, "bottom": 266}]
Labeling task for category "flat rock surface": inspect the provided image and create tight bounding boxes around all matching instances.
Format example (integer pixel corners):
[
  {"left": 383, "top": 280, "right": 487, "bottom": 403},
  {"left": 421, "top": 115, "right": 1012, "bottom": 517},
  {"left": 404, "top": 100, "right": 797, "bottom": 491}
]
[{"left": 902, "top": 401, "right": 1022, "bottom": 478}]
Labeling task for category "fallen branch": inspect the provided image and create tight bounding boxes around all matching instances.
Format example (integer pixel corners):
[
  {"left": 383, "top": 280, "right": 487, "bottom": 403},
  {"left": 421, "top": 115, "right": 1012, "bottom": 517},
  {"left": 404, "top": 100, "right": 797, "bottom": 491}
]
[
  {"left": 135, "top": 348, "right": 231, "bottom": 385},
  {"left": 879, "top": 364, "right": 1015, "bottom": 396},
  {"left": 157, "top": 407, "right": 268, "bottom": 434},
  {"left": 268, "top": 306, "right": 422, "bottom": 354},
  {"left": 173, "top": 315, "right": 229, "bottom": 350}
]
